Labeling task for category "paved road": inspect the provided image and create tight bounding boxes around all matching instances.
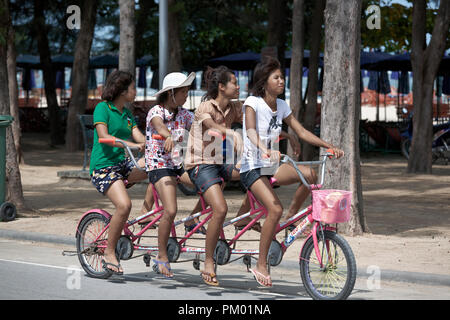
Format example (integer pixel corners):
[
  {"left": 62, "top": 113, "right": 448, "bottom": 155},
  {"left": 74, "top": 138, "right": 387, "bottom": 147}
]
[{"left": 0, "top": 239, "right": 449, "bottom": 302}]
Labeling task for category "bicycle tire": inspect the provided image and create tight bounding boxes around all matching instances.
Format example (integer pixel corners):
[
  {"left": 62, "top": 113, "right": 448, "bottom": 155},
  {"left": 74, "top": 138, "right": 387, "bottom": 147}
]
[
  {"left": 299, "top": 230, "right": 356, "bottom": 300},
  {"left": 76, "top": 212, "right": 112, "bottom": 279}
]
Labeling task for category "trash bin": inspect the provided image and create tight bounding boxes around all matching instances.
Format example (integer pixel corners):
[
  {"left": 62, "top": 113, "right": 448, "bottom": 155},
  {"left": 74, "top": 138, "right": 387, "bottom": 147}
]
[{"left": 0, "top": 115, "right": 17, "bottom": 222}]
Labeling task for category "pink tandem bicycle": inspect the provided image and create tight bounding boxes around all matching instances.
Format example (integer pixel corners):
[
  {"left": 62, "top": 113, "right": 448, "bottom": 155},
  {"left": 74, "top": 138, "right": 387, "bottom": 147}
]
[{"left": 74, "top": 138, "right": 357, "bottom": 300}]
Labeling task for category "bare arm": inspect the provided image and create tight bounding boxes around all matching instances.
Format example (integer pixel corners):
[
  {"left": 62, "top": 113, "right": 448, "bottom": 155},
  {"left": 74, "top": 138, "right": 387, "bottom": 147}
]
[
  {"left": 96, "top": 123, "right": 144, "bottom": 152},
  {"left": 283, "top": 114, "right": 344, "bottom": 158},
  {"left": 279, "top": 130, "right": 300, "bottom": 158},
  {"left": 150, "top": 116, "right": 174, "bottom": 152}
]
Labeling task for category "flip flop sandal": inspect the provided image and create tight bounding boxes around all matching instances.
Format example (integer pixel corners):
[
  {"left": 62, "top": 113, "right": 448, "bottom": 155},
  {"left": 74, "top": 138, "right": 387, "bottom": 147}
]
[
  {"left": 152, "top": 259, "right": 174, "bottom": 279},
  {"left": 249, "top": 268, "right": 272, "bottom": 287},
  {"left": 102, "top": 259, "right": 124, "bottom": 275},
  {"left": 185, "top": 222, "right": 207, "bottom": 235},
  {"left": 200, "top": 270, "right": 219, "bottom": 286}
]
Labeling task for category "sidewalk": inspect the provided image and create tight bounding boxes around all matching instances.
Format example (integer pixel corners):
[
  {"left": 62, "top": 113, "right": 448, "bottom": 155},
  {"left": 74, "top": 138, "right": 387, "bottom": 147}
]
[{"left": 1, "top": 133, "right": 449, "bottom": 289}]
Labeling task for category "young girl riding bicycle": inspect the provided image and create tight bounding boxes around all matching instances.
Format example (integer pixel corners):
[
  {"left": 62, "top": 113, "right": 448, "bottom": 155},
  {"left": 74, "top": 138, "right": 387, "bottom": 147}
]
[
  {"left": 90, "top": 70, "right": 149, "bottom": 275},
  {"left": 184, "top": 66, "right": 248, "bottom": 286},
  {"left": 145, "top": 72, "right": 197, "bottom": 278},
  {"left": 241, "top": 57, "right": 344, "bottom": 287}
]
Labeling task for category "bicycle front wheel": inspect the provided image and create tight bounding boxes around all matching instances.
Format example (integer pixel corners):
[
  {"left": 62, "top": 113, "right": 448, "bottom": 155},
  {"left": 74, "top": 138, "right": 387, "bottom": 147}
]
[
  {"left": 76, "top": 212, "right": 112, "bottom": 279},
  {"left": 299, "top": 230, "right": 356, "bottom": 300}
]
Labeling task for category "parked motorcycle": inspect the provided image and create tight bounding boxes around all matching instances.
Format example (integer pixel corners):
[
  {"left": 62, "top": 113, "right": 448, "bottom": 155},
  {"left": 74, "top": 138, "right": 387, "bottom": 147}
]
[{"left": 400, "top": 108, "right": 450, "bottom": 164}]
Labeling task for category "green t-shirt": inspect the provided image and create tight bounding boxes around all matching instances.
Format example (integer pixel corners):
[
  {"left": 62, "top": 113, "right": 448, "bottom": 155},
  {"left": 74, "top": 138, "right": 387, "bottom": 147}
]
[{"left": 89, "top": 101, "right": 137, "bottom": 174}]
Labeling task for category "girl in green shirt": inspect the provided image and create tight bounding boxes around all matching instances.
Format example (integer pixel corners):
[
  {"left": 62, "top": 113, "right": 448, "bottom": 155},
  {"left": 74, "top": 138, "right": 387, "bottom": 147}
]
[{"left": 90, "top": 70, "right": 147, "bottom": 275}]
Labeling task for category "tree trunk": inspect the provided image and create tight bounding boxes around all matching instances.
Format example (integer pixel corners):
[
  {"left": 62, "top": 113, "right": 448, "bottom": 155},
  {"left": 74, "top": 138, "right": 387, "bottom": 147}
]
[
  {"left": 167, "top": 0, "right": 182, "bottom": 73},
  {"left": 33, "top": 0, "right": 62, "bottom": 146},
  {"left": 408, "top": 0, "right": 450, "bottom": 174},
  {"left": 0, "top": 0, "right": 26, "bottom": 209},
  {"left": 6, "top": 24, "right": 22, "bottom": 163},
  {"left": 302, "top": 0, "right": 325, "bottom": 161},
  {"left": 267, "top": 0, "right": 288, "bottom": 153},
  {"left": 288, "top": 0, "right": 305, "bottom": 158},
  {"left": 65, "top": 0, "right": 97, "bottom": 152},
  {"left": 119, "top": 0, "right": 135, "bottom": 76},
  {"left": 321, "top": 0, "right": 367, "bottom": 235}
]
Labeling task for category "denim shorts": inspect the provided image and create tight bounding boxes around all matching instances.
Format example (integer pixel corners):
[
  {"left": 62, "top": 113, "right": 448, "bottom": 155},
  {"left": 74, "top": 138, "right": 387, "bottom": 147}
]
[
  {"left": 148, "top": 166, "right": 185, "bottom": 185},
  {"left": 91, "top": 157, "right": 136, "bottom": 195},
  {"left": 187, "top": 164, "right": 235, "bottom": 194},
  {"left": 240, "top": 167, "right": 276, "bottom": 190}
]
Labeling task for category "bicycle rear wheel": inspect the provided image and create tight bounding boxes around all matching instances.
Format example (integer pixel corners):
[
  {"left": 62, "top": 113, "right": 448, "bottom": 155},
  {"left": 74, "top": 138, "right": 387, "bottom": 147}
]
[
  {"left": 76, "top": 212, "right": 112, "bottom": 279},
  {"left": 299, "top": 230, "right": 356, "bottom": 300}
]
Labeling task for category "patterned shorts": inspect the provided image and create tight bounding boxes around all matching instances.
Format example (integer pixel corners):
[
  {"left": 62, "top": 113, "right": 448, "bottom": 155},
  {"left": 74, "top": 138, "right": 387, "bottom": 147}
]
[{"left": 91, "top": 158, "right": 136, "bottom": 195}]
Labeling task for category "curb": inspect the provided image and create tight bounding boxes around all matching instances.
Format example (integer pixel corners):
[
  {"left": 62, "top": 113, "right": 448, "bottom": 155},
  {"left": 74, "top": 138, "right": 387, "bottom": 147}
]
[
  {"left": 0, "top": 229, "right": 75, "bottom": 246},
  {"left": 1, "top": 228, "right": 449, "bottom": 287}
]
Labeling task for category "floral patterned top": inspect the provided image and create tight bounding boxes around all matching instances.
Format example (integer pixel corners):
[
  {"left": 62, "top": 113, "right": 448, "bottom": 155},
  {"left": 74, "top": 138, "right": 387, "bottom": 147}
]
[{"left": 145, "top": 105, "right": 194, "bottom": 171}]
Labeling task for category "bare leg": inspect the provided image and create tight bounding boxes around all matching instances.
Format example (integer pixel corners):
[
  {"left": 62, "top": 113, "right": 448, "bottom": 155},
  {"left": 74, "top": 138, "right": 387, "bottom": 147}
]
[
  {"left": 274, "top": 163, "right": 317, "bottom": 220},
  {"left": 248, "top": 177, "right": 283, "bottom": 286},
  {"left": 230, "top": 168, "right": 260, "bottom": 231},
  {"left": 178, "top": 172, "right": 206, "bottom": 232},
  {"left": 201, "top": 183, "right": 228, "bottom": 284},
  {"left": 103, "top": 180, "right": 133, "bottom": 273},
  {"left": 140, "top": 183, "right": 155, "bottom": 214},
  {"left": 153, "top": 176, "right": 178, "bottom": 277}
]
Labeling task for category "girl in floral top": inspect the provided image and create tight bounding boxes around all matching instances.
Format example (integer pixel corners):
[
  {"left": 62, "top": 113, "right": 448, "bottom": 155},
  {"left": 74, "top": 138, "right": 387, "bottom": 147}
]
[{"left": 145, "top": 72, "right": 196, "bottom": 278}]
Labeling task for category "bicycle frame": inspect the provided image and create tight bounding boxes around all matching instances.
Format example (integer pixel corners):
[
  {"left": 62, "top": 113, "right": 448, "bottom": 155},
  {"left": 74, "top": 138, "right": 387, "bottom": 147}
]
[{"left": 79, "top": 136, "right": 336, "bottom": 269}]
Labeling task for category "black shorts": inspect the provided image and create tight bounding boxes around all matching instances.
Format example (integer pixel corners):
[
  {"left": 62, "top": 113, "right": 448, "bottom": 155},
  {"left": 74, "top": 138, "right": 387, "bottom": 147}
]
[
  {"left": 148, "top": 166, "right": 185, "bottom": 185},
  {"left": 240, "top": 167, "right": 276, "bottom": 190},
  {"left": 187, "top": 164, "right": 235, "bottom": 194}
]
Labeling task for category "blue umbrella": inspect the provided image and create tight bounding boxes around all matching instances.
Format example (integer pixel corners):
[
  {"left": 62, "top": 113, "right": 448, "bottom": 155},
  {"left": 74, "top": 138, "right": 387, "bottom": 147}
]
[
  {"left": 442, "top": 75, "right": 450, "bottom": 95},
  {"left": 55, "top": 70, "right": 65, "bottom": 89},
  {"left": 137, "top": 67, "right": 147, "bottom": 89},
  {"left": 22, "top": 68, "right": 36, "bottom": 91},
  {"left": 398, "top": 71, "right": 410, "bottom": 94},
  {"left": 368, "top": 71, "right": 390, "bottom": 94},
  {"left": 390, "top": 71, "right": 399, "bottom": 80},
  {"left": 379, "top": 71, "right": 391, "bottom": 94},
  {"left": 88, "top": 69, "right": 97, "bottom": 90},
  {"left": 368, "top": 71, "right": 379, "bottom": 91}
]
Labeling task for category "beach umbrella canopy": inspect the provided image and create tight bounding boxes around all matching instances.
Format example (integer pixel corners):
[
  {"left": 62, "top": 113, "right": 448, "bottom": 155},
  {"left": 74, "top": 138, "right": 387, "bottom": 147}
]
[
  {"left": 208, "top": 52, "right": 261, "bottom": 70},
  {"left": 16, "top": 54, "right": 41, "bottom": 69},
  {"left": 360, "top": 51, "right": 394, "bottom": 70}
]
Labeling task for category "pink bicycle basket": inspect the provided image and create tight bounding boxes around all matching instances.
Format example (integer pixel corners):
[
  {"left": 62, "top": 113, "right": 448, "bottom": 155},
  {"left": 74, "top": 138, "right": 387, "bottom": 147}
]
[{"left": 312, "top": 189, "right": 352, "bottom": 223}]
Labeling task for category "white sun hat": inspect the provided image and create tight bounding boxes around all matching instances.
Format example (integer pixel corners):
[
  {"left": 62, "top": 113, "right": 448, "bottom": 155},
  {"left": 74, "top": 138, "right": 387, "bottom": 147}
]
[{"left": 153, "top": 72, "right": 196, "bottom": 97}]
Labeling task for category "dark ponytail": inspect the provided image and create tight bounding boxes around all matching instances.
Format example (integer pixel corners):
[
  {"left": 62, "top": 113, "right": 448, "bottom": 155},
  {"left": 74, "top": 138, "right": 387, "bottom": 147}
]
[{"left": 201, "top": 66, "right": 234, "bottom": 101}]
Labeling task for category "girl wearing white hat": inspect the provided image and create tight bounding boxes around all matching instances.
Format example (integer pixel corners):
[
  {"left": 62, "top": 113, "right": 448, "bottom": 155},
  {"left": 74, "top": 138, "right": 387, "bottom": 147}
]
[{"left": 144, "top": 72, "right": 197, "bottom": 278}]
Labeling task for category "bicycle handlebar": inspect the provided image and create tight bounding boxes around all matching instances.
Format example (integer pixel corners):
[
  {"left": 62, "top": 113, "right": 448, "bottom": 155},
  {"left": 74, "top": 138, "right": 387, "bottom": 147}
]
[
  {"left": 280, "top": 149, "right": 337, "bottom": 189},
  {"left": 99, "top": 137, "right": 144, "bottom": 170}
]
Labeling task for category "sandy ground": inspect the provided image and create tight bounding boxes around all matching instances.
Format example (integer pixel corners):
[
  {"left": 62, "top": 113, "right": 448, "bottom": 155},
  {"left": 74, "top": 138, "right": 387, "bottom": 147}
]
[{"left": 2, "top": 133, "right": 450, "bottom": 277}]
